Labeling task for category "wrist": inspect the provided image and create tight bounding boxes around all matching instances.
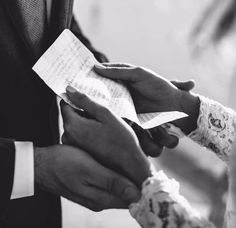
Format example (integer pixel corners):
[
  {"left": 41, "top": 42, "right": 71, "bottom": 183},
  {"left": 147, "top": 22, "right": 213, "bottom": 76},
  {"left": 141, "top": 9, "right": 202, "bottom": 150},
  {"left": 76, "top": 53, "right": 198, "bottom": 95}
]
[
  {"left": 34, "top": 147, "right": 50, "bottom": 188},
  {"left": 34, "top": 147, "right": 43, "bottom": 186},
  {"left": 174, "top": 91, "right": 200, "bottom": 134}
]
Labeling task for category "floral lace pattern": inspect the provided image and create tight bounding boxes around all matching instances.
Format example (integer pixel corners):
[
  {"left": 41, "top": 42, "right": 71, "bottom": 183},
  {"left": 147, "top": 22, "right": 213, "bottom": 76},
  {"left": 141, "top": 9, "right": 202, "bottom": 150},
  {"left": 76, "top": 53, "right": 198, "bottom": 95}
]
[
  {"left": 189, "top": 95, "right": 236, "bottom": 162},
  {"left": 189, "top": 96, "right": 236, "bottom": 161},
  {"left": 129, "top": 171, "right": 215, "bottom": 228}
]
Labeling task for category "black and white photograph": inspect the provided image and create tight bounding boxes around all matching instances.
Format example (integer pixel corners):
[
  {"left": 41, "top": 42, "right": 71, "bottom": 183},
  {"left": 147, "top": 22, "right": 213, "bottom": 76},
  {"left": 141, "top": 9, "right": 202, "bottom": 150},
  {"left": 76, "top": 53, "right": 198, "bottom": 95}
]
[{"left": 0, "top": 0, "right": 236, "bottom": 227}]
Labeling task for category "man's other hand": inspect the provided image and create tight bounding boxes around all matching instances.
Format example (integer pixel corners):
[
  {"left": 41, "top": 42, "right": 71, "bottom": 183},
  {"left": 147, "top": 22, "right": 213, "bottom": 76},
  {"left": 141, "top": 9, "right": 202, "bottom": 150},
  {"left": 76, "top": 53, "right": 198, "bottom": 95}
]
[
  {"left": 34, "top": 145, "right": 140, "bottom": 211},
  {"left": 61, "top": 86, "right": 152, "bottom": 188}
]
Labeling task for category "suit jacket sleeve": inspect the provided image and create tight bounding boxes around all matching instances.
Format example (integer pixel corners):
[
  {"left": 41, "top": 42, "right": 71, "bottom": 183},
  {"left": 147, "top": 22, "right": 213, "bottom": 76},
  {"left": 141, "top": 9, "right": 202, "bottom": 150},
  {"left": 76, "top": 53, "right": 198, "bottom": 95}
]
[
  {"left": 0, "top": 138, "right": 15, "bottom": 217},
  {"left": 70, "top": 16, "right": 109, "bottom": 63}
]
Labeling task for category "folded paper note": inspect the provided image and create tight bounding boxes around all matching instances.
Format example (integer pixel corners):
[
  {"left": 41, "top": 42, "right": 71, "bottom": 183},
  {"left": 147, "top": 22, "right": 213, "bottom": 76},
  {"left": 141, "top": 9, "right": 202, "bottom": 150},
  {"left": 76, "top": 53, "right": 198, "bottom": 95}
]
[{"left": 33, "top": 29, "right": 187, "bottom": 129}]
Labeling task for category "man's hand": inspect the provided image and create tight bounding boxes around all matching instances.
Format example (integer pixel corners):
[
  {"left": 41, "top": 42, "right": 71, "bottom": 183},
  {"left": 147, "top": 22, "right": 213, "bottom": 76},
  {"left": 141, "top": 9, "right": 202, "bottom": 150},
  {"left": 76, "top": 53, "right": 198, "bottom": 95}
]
[
  {"left": 34, "top": 145, "right": 140, "bottom": 211},
  {"left": 94, "top": 63, "right": 200, "bottom": 134},
  {"left": 61, "top": 86, "right": 152, "bottom": 188}
]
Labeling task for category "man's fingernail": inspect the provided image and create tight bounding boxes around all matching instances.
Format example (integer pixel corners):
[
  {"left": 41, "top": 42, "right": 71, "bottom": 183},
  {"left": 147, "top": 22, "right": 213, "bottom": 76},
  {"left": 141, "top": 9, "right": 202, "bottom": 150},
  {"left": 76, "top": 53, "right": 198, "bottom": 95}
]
[
  {"left": 124, "top": 187, "right": 141, "bottom": 203},
  {"left": 66, "top": 85, "right": 77, "bottom": 94}
]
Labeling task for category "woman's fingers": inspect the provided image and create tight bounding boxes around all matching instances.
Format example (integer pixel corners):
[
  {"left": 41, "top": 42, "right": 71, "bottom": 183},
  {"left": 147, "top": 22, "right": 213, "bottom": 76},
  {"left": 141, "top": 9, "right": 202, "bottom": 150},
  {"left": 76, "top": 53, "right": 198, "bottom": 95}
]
[
  {"left": 149, "top": 126, "right": 179, "bottom": 149},
  {"left": 125, "top": 120, "right": 164, "bottom": 157}
]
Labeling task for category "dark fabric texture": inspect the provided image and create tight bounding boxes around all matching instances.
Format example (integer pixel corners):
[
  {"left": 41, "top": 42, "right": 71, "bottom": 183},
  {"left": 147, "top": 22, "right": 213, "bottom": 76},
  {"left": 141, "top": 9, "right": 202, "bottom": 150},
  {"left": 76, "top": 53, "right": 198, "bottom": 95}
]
[
  {"left": 0, "top": 138, "right": 15, "bottom": 220},
  {"left": 0, "top": 0, "right": 107, "bottom": 227},
  {"left": 15, "top": 0, "right": 47, "bottom": 57}
]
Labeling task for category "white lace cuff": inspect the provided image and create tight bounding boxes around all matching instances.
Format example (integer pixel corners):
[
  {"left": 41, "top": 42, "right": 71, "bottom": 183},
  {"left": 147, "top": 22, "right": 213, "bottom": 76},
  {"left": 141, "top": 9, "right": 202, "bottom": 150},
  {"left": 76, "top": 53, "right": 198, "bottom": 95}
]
[
  {"left": 129, "top": 170, "right": 214, "bottom": 228},
  {"left": 189, "top": 95, "right": 236, "bottom": 163}
]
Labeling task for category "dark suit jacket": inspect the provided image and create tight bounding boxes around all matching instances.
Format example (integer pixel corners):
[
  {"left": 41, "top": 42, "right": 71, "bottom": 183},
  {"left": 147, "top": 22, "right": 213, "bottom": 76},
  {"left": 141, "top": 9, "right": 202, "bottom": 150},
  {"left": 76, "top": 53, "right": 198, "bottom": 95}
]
[{"left": 0, "top": 0, "right": 107, "bottom": 227}]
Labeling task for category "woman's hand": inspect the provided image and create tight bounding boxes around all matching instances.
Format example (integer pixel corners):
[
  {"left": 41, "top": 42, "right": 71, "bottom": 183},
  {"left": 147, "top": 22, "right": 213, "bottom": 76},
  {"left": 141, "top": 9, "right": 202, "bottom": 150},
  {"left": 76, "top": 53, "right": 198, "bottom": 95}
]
[
  {"left": 61, "top": 86, "right": 152, "bottom": 188},
  {"left": 94, "top": 63, "right": 200, "bottom": 134}
]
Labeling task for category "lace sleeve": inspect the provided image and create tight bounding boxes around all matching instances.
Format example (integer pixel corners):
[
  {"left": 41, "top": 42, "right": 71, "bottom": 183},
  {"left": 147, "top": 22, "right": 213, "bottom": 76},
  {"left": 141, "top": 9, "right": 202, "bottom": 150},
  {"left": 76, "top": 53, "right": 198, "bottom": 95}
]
[
  {"left": 188, "top": 96, "right": 236, "bottom": 162},
  {"left": 129, "top": 170, "right": 215, "bottom": 228}
]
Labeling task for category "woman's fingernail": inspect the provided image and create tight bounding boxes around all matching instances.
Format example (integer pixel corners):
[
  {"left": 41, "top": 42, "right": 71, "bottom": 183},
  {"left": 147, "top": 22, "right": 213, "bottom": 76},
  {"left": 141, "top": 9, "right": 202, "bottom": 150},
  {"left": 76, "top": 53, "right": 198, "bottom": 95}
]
[{"left": 66, "top": 85, "right": 77, "bottom": 94}]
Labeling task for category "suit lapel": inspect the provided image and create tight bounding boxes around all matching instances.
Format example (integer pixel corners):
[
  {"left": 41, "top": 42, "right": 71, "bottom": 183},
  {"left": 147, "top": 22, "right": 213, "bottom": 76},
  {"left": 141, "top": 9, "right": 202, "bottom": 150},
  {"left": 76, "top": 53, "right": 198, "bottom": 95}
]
[
  {"left": 1, "top": 0, "right": 74, "bottom": 60},
  {"left": 48, "top": 0, "right": 74, "bottom": 44},
  {"left": 1, "top": 0, "right": 35, "bottom": 58}
]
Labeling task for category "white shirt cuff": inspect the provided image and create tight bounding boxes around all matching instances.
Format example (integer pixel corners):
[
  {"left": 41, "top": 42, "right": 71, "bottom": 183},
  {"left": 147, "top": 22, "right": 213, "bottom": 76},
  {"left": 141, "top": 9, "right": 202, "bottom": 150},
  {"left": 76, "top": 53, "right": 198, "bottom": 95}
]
[{"left": 11, "top": 142, "right": 34, "bottom": 199}]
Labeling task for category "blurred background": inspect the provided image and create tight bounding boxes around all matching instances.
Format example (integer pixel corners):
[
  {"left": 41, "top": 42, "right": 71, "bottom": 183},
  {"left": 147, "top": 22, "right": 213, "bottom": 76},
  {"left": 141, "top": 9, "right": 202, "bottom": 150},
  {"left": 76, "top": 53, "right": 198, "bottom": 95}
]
[{"left": 62, "top": 0, "right": 236, "bottom": 227}]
